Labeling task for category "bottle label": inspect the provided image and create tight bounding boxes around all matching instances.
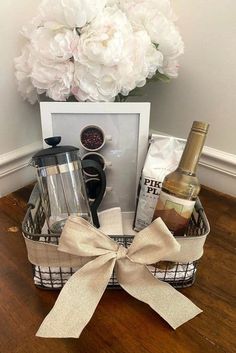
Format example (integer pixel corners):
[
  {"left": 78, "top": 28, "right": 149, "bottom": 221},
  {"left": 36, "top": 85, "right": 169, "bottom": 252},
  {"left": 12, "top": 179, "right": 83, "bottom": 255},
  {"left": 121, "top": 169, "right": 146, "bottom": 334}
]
[{"left": 153, "top": 191, "right": 196, "bottom": 236}]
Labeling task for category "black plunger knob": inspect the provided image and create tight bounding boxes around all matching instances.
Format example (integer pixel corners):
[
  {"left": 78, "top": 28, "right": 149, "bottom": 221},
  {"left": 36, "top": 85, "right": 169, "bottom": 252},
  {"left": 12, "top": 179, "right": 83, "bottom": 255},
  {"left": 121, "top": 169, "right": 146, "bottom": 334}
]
[{"left": 44, "top": 136, "right": 61, "bottom": 148}]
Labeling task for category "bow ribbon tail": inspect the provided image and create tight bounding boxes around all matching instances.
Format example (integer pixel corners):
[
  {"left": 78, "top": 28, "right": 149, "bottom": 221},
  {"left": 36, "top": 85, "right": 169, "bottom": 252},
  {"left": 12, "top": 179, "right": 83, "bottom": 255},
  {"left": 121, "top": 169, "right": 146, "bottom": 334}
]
[
  {"left": 116, "top": 258, "right": 202, "bottom": 329},
  {"left": 36, "top": 253, "right": 116, "bottom": 338}
]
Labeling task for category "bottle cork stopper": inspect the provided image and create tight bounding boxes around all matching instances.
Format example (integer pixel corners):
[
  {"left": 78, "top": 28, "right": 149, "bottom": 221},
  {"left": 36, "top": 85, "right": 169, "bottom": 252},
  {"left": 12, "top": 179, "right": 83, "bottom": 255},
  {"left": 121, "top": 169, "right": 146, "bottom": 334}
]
[{"left": 192, "top": 121, "right": 209, "bottom": 133}]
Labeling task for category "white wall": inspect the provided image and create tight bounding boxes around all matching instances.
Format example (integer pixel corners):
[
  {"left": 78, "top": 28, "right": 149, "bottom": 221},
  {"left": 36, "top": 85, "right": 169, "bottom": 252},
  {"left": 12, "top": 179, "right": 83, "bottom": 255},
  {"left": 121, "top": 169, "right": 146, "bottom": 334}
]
[
  {"left": 0, "top": 0, "right": 41, "bottom": 154},
  {"left": 0, "top": 0, "right": 41, "bottom": 195},
  {"left": 0, "top": 0, "right": 235, "bottom": 196},
  {"left": 131, "top": 0, "right": 236, "bottom": 195},
  {"left": 130, "top": 0, "right": 236, "bottom": 155}
]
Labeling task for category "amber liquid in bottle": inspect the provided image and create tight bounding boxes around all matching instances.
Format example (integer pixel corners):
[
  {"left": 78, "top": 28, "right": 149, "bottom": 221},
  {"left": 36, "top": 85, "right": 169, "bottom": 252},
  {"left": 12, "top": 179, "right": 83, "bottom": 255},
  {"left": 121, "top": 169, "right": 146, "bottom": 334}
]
[{"left": 152, "top": 121, "right": 209, "bottom": 269}]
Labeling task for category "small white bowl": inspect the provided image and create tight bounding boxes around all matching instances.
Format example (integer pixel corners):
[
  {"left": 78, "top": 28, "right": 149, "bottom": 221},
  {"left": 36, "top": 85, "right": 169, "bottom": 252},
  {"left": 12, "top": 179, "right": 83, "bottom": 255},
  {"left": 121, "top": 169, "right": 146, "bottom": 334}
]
[{"left": 80, "top": 125, "right": 112, "bottom": 152}]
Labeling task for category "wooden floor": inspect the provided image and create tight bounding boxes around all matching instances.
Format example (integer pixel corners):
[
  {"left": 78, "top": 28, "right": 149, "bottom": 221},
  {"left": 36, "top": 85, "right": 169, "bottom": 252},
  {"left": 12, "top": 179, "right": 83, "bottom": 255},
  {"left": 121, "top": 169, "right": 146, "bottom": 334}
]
[{"left": 0, "top": 185, "right": 235, "bottom": 353}]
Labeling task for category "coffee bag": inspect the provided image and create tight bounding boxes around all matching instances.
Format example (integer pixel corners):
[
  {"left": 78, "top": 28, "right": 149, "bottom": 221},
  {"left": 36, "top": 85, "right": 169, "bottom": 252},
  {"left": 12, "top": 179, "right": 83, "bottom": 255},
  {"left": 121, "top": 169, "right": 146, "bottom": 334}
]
[{"left": 134, "top": 134, "right": 185, "bottom": 231}]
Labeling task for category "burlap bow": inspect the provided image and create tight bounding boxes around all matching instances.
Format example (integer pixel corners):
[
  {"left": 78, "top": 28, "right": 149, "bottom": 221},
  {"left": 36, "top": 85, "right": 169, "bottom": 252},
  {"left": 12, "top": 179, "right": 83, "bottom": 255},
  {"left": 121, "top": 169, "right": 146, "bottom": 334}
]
[{"left": 36, "top": 216, "right": 202, "bottom": 338}]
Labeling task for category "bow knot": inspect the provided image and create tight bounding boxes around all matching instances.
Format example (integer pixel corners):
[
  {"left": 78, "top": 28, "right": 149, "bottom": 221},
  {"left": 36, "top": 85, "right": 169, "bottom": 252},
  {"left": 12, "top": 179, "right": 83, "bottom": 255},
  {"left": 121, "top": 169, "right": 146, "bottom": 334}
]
[
  {"left": 36, "top": 216, "right": 202, "bottom": 338},
  {"left": 116, "top": 244, "right": 128, "bottom": 260}
]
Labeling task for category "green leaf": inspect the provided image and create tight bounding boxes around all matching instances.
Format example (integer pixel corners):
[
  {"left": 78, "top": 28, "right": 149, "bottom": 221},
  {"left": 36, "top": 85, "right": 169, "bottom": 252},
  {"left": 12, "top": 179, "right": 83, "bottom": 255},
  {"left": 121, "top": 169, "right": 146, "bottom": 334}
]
[
  {"left": 153, "top": 43, "right": 159, "bottom": 50},
  {"left": 115, "top": 93, "right": 129, "bottom": 102},
  {"left": 114, "top": 69, "right": 170, "bottom": 101},
  {"left": 127, "top": 87, "right": 144, "bottom": 97},
  {"left": 150, "top": 71, "right": 170, "bottom": 83}
]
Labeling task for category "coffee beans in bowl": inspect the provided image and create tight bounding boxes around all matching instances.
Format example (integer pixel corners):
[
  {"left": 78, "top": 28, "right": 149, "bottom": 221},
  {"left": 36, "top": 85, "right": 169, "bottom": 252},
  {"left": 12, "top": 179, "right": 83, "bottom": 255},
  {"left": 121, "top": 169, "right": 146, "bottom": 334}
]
[{"left": 80, "top": 125, "right": 105, "bottom": 151}]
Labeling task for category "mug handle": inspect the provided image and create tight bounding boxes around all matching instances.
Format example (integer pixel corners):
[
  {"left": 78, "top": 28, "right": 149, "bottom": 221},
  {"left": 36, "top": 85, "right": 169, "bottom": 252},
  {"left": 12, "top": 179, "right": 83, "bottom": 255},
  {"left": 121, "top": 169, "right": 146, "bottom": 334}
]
[{"left": 81, "top": 159, "right": 106, "bottom": 228}]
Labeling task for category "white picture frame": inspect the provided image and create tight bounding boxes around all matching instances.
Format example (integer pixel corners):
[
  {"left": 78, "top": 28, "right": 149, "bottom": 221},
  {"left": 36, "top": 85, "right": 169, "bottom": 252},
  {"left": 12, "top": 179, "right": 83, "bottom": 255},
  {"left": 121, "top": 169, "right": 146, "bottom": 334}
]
[{"left": 40, "top": 102, "right": 150, "bottom": 212}]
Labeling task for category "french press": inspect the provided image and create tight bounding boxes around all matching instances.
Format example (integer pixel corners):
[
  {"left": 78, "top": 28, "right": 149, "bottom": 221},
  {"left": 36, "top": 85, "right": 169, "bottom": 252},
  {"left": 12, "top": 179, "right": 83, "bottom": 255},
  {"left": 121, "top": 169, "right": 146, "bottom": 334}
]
[{"left": 31, "top": 136, "right": 106, "bottom": 233}]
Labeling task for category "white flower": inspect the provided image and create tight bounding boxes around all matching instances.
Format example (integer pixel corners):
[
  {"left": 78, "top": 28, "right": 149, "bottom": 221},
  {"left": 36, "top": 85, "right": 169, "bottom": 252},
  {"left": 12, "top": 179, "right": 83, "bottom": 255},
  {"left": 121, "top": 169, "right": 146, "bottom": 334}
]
[
  {"left": 39, "top": 0, "right": 107, "bottom": 29},
  {"left": 76, "top": 6, "right": 133, "bottom": 66},
  {"left": 73, "top": 63, "right": 120, "bottom": 101},
  {"left": 31, "top": 60, "right": 74, "bottom": 101},
  {"left": 72, "top": 5, "right": 132, "bottom": 101},
  {"left": 73, "top": 32, "right": 162, "bottom": 101},
  {"left": 14, "top": 44, "right": 38, "bottom": 104},
  {"left": 21, "top": 15, "right": 43, "bottom": 40},
  {"left": 123, "top": 2, "right": 183, "bottom": 56},
  {"left": 117, "top": 0, "right": 184, "bottom": 77},
  {"left": 15, "top": 0, "right": 184, "bottom": 103},
  {"left": 118, "top": 31, "right": 163, "bottom": 95},
  {"left": 149, "top": 13, "right": 184, "bottom": 77},
  {"left": 145, "top": 13, "right": 184, "bottom": 58},
  {"left": 114, "top": 0, "right": 176, "bottom": 22},
  {"left": 15, "top": 36, "right": 75, "bottom": 102},
  {"left": 31, "top": 27, "right": 77, "bottom": 63},
  {"left": 162, "top": 58, "right": 180, "bottom": 78},
  {"left": 73, "top": 6, "right": 163, "bottom": 101}
]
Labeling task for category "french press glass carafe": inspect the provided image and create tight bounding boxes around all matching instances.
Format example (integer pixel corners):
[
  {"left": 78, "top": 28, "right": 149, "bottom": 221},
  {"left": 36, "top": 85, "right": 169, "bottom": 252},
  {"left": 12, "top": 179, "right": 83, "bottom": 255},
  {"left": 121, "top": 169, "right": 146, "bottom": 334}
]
[{"left": 31, "top": 136, "right": 106, "bottom": 233}]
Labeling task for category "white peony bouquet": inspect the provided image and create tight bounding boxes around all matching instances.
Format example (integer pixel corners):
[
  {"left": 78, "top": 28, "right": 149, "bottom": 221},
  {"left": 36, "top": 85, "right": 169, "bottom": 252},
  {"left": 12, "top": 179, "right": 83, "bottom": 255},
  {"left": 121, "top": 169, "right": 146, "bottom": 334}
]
[{"left": 14, "top": 0, "right": 184, "bottom": 103}]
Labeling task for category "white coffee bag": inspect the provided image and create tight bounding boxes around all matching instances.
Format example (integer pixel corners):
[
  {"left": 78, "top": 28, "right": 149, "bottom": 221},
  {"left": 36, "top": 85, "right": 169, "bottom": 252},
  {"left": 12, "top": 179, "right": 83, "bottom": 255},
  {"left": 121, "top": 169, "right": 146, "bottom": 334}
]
[{"left": 134, "top": 134, "right": 185, "bottom": 231}]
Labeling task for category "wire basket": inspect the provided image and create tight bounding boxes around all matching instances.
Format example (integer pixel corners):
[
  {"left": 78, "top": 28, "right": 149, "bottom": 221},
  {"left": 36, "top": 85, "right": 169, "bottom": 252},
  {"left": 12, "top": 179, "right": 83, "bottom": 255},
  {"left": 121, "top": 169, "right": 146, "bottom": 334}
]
[{"left": 22, "top": 184, "right": 210, "bottom": 290}]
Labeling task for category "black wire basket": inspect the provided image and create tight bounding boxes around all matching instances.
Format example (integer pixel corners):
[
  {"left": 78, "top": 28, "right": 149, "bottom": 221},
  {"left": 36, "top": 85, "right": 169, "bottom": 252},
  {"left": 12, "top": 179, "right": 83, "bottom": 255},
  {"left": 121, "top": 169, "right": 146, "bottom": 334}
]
[{"left": 22, "top": 184, "right": 210, "bottom": 290}]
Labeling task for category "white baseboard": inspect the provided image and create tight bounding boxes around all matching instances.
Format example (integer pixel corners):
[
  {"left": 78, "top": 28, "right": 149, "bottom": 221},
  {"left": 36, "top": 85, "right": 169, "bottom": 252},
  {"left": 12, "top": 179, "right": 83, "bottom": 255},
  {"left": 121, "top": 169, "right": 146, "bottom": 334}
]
[
  {"left": 200, "top": 146, "right": 236, "bottom": 177},
  {"left": 0, "top": 141, "right": 42, "bottom": 197},
  {"left": 199, "top": 146, "right": 236, "bottom": 197},
  {"left": 0, "top": 140, "right": 235, "bottom": 198}
]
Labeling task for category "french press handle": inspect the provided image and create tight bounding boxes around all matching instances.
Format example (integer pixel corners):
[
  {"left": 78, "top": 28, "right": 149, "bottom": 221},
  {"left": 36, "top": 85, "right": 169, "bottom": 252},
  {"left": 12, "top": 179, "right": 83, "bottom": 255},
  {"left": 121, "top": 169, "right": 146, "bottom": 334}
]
[{"left": 81, "top": 159, "right": 106, "bottom": 228}]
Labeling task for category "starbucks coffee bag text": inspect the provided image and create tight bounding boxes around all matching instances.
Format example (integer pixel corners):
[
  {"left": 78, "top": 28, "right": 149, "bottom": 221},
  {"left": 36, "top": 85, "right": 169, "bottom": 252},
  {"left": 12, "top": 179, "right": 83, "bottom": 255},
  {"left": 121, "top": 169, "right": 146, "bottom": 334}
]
[
  {"left": 144, "top": 178, "right": 162, "bottom": 195},
  {"left": 134, "top": 134, "right": 185, "bottom": 232}
]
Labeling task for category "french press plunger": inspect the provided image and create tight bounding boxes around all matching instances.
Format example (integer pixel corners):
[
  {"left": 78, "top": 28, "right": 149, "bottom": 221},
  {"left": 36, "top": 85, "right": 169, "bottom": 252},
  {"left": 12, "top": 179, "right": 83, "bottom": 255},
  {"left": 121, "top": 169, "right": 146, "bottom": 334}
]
[{"left": 31, "top": 136, "right": 106, "bottom": 233}]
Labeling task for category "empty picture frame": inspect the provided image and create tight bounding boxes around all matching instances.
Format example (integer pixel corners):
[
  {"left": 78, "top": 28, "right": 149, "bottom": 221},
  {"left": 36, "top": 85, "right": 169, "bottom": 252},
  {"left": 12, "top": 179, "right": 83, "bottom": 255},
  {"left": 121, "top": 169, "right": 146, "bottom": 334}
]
[{"left": 40, "top": 102, "right": 150, "bottom": 212}]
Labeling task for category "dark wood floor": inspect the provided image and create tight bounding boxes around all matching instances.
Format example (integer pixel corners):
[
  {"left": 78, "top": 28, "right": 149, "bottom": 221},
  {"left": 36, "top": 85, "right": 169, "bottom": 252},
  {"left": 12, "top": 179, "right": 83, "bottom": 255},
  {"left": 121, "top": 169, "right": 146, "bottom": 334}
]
[{"left": 0, "top": 185, "right": 235, "bottom": 353}]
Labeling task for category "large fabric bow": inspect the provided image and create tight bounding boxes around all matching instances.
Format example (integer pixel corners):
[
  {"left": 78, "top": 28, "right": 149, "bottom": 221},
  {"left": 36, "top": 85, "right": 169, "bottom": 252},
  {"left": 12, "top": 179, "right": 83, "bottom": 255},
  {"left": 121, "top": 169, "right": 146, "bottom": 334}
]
[{"left": 36, "top": 216, "right": 202, "bottom": 338}]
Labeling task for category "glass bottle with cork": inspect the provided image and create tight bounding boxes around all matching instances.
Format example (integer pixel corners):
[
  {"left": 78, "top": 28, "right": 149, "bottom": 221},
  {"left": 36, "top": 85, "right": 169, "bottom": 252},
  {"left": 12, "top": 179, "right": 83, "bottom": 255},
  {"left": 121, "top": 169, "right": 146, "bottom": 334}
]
[{"left": 153, "top": 121, "right": 209, "bottom": 238}]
